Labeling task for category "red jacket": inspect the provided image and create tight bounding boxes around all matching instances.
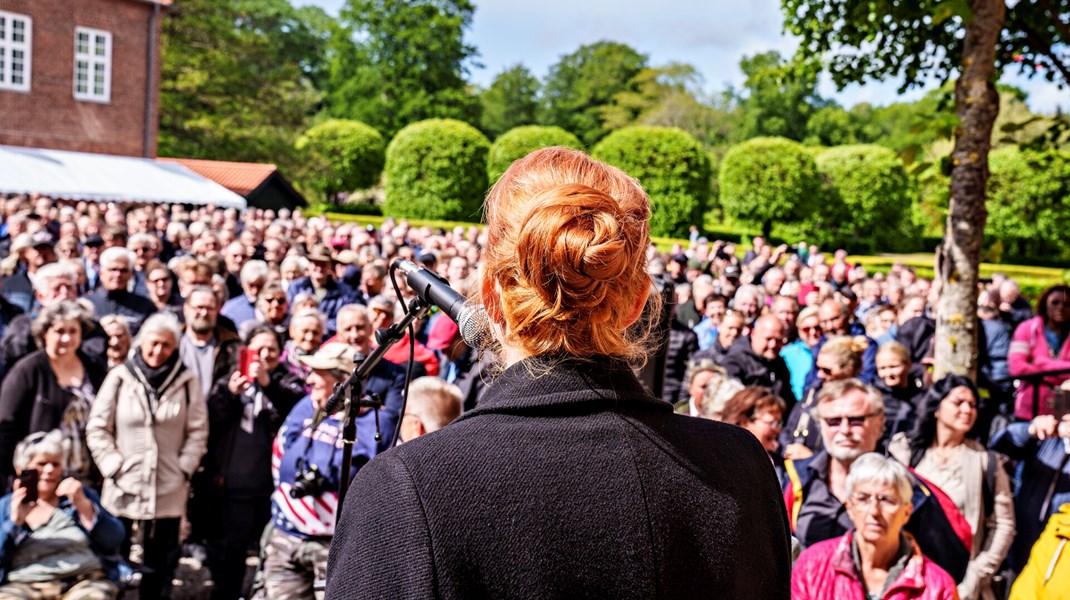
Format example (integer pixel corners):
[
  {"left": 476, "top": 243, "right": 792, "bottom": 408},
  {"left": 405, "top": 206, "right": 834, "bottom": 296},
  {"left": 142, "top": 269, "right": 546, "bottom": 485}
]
[
  {"left": 792, "top": 531, "right": 959, "bottom": 600},
  {"left": 1008, "top": 316, "right": 1070, "bottom": 419}
]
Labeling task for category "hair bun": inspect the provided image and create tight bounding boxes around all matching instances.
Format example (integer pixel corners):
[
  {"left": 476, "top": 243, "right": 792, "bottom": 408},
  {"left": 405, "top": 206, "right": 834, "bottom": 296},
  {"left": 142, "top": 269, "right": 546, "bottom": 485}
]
[{"left": 516, "top": 184, "right": 632, "bottom": 323}]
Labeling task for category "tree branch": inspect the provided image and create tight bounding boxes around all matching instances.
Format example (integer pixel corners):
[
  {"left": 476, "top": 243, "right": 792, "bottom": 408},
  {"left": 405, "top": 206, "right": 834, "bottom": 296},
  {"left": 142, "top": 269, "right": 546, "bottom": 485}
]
[
  {"left": 1020, "top": 23, "right": 1070, "bottom": 84},
  {"left": 1036, "top": 0, "right": 1070, "bottom": 45}
]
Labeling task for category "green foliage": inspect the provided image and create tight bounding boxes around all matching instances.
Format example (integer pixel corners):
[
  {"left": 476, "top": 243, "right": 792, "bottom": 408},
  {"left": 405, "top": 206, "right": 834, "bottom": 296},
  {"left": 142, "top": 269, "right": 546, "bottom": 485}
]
[
  {"left": 486, "top": 126, "right": 583, "bottom": 183},
  {"left": 592, "top": 126, "right": 711, "bottom": 238},
  {"left": 295, "top": 119, "right": 385, "bottom": 201},
  {"left": 327, "top": 0, "right": 480, "bottom": 137},
  {"left": 158, "top": 0, "right": 323, "bottom": 170},
  {"left": 815, "top": 145, "right": 919, "bottom": 251},
  {"left": 734, "top": 51, "right": 827, "bottom": 142},
  {"left": 480, "top": 65, "right": 541, "bottom": 139},
  {"left": 987, "top": 147, "right": 1070, "bottom": 259},
  {"left": 718, "top": 137, "right": 822, "bottom": 238},
  {"left": 781, "top": 1, "right": 1067, "bottom": 94},
  {"left": 383, "top": 119, "right": 490, "bottom": 221},
  {"left": 540, "top": 41, "right": 648, "bottom": 146}
]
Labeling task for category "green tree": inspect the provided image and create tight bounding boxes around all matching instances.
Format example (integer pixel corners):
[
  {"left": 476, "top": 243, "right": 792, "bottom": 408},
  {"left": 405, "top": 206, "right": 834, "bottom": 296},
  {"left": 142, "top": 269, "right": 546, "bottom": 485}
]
[
  {"left": 805, "top": 106, "right": 856, "bottom": 146},
  {"left": 159, "top": 0, "right": 323, "bottom": 170},
  {"left": 987, "top": 147, "right": 1070, "bottom": 259},
  {"left": 328, "top": 0, "right": 481, "bottom": 137},
  {"left": 487, "top": 126, "right": 583, "bottom": 183},
  {"left": 383, "top": 119, "right": 490, "bottom": 221},
  {"left": 592, "top": 127, "right": 711, "bottom": 238},
  {"left": 718, "top": 137, "right": 821, "bottom": 239},
  {"left": 815, "top": 145, "right": 919, "bottom": 251},
  {"left": 781, "top": 0, "right": 1069, "bottom": 379},
  {"left": 734, "top": 51, "right": 827, "bottom": 142},
  {"left": 480, "top": 65, "right": 541, "bottom": 139},
  {"left": 295, "top": 119, "right": 385, "bottom": 203},
  {"left": 540, "top": 41, "right": 648, "bottom": 146}
]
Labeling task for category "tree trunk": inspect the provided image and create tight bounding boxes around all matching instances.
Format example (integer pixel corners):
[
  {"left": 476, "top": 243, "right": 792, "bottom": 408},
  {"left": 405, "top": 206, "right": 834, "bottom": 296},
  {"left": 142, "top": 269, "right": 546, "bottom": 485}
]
[{"left": 933, "top": 0, "right": 1005, "bottom": 381}]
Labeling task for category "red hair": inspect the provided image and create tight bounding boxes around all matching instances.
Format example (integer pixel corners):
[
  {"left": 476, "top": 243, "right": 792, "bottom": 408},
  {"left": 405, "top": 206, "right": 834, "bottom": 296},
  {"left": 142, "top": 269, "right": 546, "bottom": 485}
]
[{"left": 480, "top": 147, "right": 656, "bottom": 360}]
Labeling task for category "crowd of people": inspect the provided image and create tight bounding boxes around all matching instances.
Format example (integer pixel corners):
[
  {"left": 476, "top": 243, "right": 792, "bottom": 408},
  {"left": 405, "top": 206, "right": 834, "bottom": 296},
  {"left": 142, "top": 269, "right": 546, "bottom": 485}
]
[{"left": 0, "top": 182, "right": 1066, "bottom": 599}]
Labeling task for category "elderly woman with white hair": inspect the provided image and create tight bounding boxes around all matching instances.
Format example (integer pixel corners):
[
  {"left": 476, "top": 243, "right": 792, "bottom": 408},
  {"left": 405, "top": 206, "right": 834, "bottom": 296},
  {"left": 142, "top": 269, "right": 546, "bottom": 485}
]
[
  {"left": 792, "top": 453, "right": 958, "bottom": 600},
  {"left": 0, "top": 431, "right": 125, "bottom": 599},
  {"left": 86, "top": 312, "right": 207, "bottom": 600}
]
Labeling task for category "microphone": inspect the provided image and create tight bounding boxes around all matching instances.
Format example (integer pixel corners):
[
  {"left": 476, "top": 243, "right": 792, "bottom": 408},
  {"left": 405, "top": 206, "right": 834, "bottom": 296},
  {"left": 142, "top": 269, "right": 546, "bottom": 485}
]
[{"left": 394, "top": 259, "right": 492, "bottom": 348}]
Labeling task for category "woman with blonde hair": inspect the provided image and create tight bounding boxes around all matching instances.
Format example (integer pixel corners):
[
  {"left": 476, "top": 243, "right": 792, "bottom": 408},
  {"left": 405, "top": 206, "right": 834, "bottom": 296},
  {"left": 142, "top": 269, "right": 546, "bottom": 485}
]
[{"left": 326, "top": 147, "right": 791, "bottom": 598}]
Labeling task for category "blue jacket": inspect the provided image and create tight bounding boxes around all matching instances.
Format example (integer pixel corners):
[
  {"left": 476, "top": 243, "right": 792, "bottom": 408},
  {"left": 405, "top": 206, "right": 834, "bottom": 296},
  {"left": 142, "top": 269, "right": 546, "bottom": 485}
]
[
  {"left": 286, "top": 277, "right": 361, "bottom": 336},
  {"left": 271, "top": 396, "right": 384, "bottom": 539},
  {"left": 0, "top": 486, "right": 125, "bottom": 583},
  {"left": 991, "top": 422, "right": 1070, "bottom": 570}
]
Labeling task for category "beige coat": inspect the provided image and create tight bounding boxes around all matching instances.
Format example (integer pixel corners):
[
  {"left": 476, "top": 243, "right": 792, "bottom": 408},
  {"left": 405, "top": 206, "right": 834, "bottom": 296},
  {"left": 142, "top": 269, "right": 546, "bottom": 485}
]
[
  {"left": 86, "top": 362, "right": 208, "bottom": 520},
  {"left": 889, "top": 433, "right": 1016, "bottom": 600}
]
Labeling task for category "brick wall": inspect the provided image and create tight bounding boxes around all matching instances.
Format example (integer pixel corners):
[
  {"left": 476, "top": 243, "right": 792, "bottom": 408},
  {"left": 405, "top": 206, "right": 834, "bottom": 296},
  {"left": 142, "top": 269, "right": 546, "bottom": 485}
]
[{"left": 0, "top": 0, "right": 161, "bottom": 157}]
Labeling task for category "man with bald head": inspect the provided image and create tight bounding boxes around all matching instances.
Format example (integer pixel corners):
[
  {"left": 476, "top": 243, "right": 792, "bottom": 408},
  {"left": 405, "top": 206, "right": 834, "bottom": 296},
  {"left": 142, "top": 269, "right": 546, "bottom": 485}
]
[
  {"left": 803, "top": 299, "right": 879, "bottom": 389},
  {"left": 721, "top": 314, "right": 796, "bottom": 412}
]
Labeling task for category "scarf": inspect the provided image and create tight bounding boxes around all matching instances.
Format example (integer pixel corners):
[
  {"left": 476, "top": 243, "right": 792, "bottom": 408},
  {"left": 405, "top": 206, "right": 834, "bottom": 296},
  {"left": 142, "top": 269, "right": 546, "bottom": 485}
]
[{"left": 131, "top": 348, "right": 181, "bottom": 392}]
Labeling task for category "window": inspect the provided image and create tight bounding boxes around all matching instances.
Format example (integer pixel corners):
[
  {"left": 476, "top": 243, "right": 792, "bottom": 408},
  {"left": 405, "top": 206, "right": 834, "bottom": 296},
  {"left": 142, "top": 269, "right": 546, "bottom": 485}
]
[
  {"left": 0, "top": 10, "right": 32, "bottom": 92},
  {"left": 74, "top": 27, "right": 110, "bottom": 103}
]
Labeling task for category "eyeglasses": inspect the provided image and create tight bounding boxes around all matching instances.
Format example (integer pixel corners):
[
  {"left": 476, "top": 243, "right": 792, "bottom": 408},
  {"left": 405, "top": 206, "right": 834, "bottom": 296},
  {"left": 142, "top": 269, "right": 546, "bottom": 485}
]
[
  {"left": 822, "top": 412, "right": 879, "bottom": 428},
  {"left": 149, "top": 278, "right": 170, "bottom": 285},
  {"left": 850, "top": 492, "right": 902, "bottom": 510},
  {"left": 264, "top": 297, "right": 286, "bottom": 305},
  {"left": 753, "top": 415, "right": 783, "bottom": 429},
  {"left": 817, "top": 366, "right": 835, "bottom": 376},
  {"left": 799, "top": 325, "right": 821, "bottom": 334}
]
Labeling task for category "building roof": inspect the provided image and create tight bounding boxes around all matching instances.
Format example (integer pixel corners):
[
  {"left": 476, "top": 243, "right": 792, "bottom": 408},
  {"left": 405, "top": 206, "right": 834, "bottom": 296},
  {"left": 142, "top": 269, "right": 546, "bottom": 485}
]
[
  {"left": 158, "top": 157, "right": 280, "bottom": 196},
  {"left": 0, "top": 145, "right": 246, "bottom": 209}
]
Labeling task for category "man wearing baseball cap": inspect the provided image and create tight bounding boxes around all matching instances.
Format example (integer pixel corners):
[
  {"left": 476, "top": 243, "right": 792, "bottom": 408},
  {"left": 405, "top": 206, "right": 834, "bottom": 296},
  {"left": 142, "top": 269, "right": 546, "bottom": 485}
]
[{"left": 256, "top": 342, "right": 385, "bottom": 600}]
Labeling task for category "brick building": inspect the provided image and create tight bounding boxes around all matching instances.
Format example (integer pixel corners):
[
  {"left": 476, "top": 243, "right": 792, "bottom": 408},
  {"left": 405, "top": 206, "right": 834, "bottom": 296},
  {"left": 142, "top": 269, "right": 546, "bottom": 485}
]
[{"left": 0, "top": 0, "right": 169, "bottom": 158}]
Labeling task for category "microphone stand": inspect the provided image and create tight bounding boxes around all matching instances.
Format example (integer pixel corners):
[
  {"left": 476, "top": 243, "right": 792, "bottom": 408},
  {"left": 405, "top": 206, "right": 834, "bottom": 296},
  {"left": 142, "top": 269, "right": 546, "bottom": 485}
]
[{"left": 330, "top": 296, "right": 432, "bottom": 509}]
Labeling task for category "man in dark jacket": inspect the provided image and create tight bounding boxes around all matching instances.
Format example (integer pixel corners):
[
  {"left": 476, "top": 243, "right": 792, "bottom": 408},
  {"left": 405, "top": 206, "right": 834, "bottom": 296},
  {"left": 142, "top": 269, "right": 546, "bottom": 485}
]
[
  {"left": 326, "top": 356, "right": 792, "bottom": 599},
  {"left": 722, "top": 314, "right": 796, "bottom": 413},
  {"left": 85, "top": 246, "right": 156, "bottom": 335},
  {"left": 286, "top": 245, "right": 360, "bottom": 337}
]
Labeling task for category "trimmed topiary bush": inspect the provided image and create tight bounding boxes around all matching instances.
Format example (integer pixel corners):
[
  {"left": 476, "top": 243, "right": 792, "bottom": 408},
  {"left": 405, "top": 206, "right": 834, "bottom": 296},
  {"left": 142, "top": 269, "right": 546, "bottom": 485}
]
[
  {"left": 718, "top": 137, "right": 822, "bottom": 239},
  {"left": 295, "top": 119, "right": 385, "bottom": 202},
  {"left": 487, "top": 125, "right": 583, "bottom": 183},
  {"left": 592, "top": 126, "right": 711, "bottom": 238},
  {"left": 816, "top": 144, "right": 919, "bottom": 252},
  {"left": 383, "top": 119, "right": 491, "bottom": 221},
  {"left": 987, "top": 147, "right": 1070, "bottom": 260}
]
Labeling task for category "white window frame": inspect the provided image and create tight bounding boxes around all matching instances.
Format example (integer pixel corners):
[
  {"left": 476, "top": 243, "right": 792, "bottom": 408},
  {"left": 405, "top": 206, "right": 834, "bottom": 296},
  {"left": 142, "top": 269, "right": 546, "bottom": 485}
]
[
  {"left": 0, "top": 10, "right": 32, "bottom": 93},
  {"left": 73, "top": 26, "right": 111, "bottom": 103}
]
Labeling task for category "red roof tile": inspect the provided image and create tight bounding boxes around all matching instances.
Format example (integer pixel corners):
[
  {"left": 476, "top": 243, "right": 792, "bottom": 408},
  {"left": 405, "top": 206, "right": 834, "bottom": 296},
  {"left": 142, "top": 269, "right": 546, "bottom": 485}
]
[{"left": 159, "top": 157, "right": 277, "bottom": 197}]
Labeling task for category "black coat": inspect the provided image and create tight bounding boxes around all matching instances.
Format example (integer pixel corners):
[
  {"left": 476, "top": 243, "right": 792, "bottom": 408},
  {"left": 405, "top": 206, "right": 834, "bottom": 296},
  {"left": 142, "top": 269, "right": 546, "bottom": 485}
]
[
  {"left": 0, "top": 349, "right": 106, "bottom": 487},
  {"left": 326, "top": 356, "right": 791, "bottom": 599},
  {"left": 721, "top": 337, "right": 797, "bottom": 413}
]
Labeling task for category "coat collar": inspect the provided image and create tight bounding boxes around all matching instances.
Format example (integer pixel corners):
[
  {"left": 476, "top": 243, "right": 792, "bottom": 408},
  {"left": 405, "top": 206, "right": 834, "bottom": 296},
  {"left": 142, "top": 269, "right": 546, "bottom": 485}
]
[
  {"left": 832, "top": 530, "right": 928, "bottom": 594},
  {"left": 457, "top": 355, "right": 669, "bottom": 421}
]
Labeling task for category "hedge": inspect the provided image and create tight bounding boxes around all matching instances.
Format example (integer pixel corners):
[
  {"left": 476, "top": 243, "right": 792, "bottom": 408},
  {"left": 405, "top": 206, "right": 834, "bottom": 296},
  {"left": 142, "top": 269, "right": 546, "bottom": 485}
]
[
  {"left": 592, "top": 126, "right": 711, "bottom": 238},
  {"left": 383, "top": 119, "right": 491, "bottom": 221},
  {"left": 487, "top": 126, "right": 583, "bottom": 183},
  {"left": 295, "top": 119, "right": 385, "bottom": 200}
]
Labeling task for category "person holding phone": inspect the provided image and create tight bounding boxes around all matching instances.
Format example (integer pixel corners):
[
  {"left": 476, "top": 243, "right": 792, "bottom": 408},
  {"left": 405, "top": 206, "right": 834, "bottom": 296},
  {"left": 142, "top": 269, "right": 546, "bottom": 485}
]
[
  {"left": 199, "top": 325, "right": 304, "bottom": 600},
  {"left": 0, "top": 430, "right": 125, "bottom": 599}
]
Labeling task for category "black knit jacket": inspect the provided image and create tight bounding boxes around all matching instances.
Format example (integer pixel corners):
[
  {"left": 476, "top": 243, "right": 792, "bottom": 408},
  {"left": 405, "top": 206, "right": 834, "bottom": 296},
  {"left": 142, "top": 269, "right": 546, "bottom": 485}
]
[{"left": 326, "top": 355, "right": 791, "bottom": 599}]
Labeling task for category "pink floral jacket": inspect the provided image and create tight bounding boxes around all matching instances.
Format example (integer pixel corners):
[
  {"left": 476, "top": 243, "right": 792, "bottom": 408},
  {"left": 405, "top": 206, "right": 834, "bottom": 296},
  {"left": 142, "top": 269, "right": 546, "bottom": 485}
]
[{"left": 792, "top": 531, "right": 959, "bottom": 600}]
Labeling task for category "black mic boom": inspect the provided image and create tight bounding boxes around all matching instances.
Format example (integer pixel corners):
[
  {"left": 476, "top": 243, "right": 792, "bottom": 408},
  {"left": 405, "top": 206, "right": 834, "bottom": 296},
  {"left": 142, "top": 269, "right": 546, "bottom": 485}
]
[{"left": 394, "top": 259, "right": 492, "bottom": 348}]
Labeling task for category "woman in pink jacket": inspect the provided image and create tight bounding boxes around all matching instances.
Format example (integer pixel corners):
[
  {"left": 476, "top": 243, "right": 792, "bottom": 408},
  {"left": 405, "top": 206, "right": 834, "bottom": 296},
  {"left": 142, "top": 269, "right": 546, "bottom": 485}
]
[
  {"left": 1008, "top": 285, "right": 1070, "bottom": 420},
  {"left": 792, "top": 453, "right": 959, "bottom": 600}
]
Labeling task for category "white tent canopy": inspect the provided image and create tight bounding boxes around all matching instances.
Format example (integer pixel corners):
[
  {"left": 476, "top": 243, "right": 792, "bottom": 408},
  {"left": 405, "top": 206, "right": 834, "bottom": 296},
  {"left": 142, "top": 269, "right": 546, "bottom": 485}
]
[{"left": 0, "top": 145, "right": 247, "bottom": 209}]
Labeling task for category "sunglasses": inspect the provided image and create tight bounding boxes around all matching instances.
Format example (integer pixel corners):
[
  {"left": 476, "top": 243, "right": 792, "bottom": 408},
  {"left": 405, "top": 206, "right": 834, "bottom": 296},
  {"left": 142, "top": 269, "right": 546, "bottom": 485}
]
[{"left": 822, "top": 413, "right": 878, "bottom": 428}]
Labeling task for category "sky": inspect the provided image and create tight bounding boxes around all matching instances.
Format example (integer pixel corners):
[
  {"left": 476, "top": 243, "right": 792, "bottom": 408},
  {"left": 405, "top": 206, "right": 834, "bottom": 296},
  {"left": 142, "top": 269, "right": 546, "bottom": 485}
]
[{"left": 299, "top": 0, "right": 1069, "bottom": 114}]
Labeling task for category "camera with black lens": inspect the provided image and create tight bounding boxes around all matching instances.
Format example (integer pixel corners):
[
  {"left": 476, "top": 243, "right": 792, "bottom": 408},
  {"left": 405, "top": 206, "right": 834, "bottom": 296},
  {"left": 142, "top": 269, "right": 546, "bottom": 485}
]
[{"left": 289, "top": 458, "right": 330, "bottom": 499}]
